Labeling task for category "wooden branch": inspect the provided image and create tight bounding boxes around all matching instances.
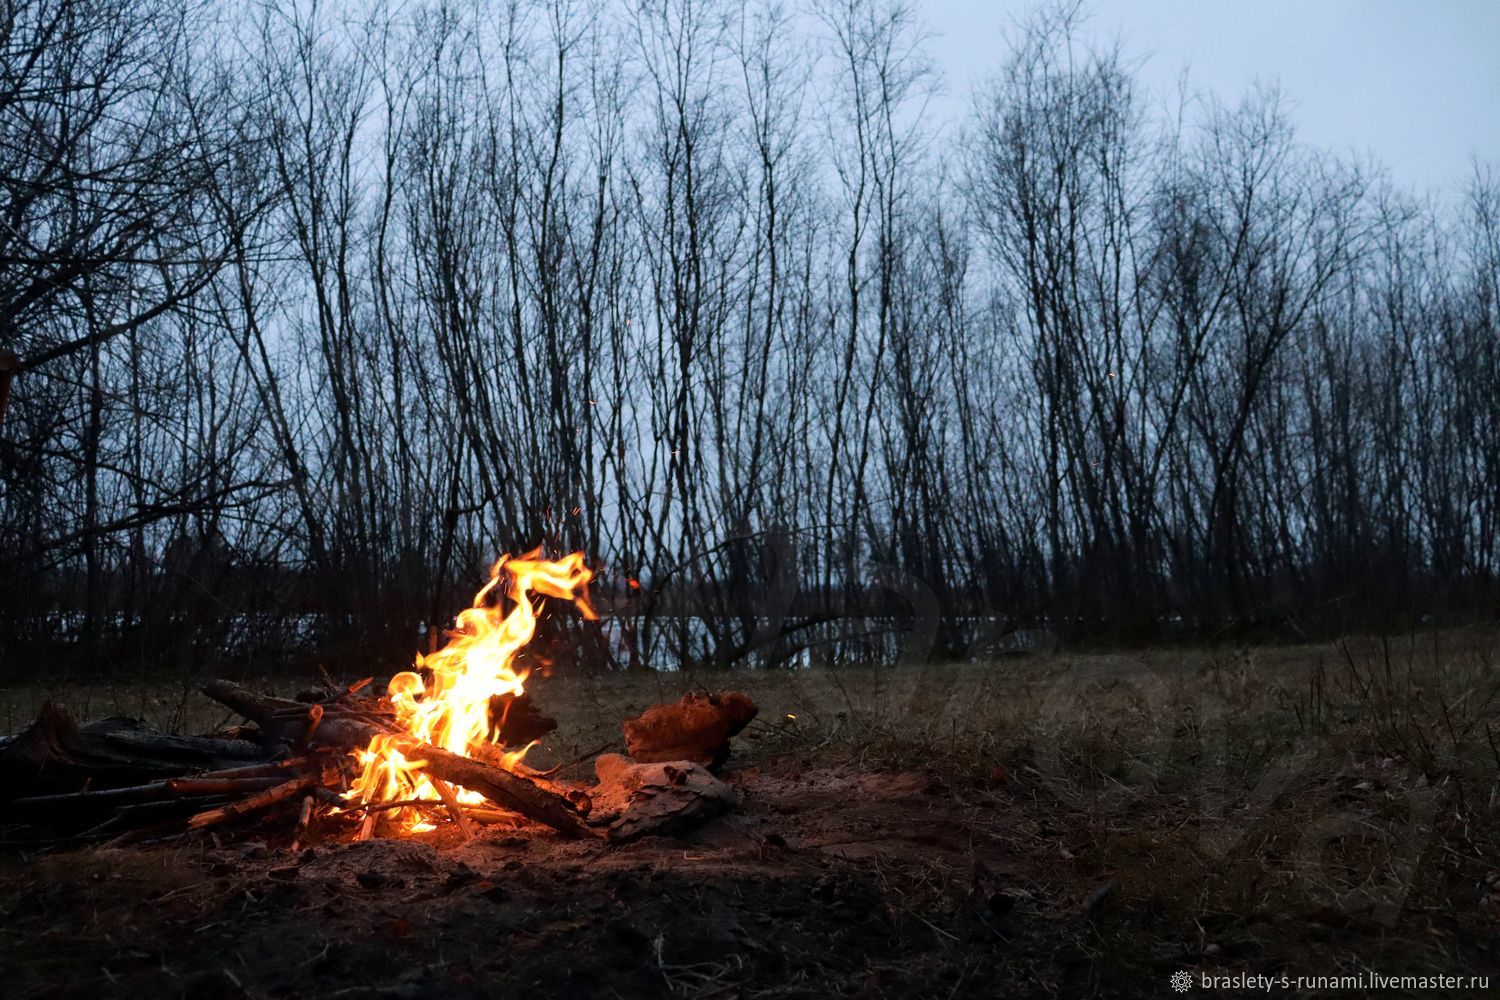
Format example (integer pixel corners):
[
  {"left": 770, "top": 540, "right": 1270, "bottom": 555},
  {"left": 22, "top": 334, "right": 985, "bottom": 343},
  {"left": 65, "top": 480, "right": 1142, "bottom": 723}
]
[
  {"left": 190, "top": 757, "right": 320, "bottom": 780},
  {"left": 430, "top": 777, "right": 474, "bottom": 841},
  {"left": 342, "top": 797, "right": 443, "bottom": 815},
  {"left": 78, "top": 797, "right": 238, "bottom": 839},
  {"left": 10, "top": 781, "right": 186, "bottom": 816},
  {"left": 186, "top": 774, "right": 321, "bottom": 830},
  {"left": 289, "top": 795, "right": 314, "bottom": 852},
  {"left": 465, "top": 808, "right": 525, "bottom": 827},
  {"left": 298, "top": 704, "right": 323, "bottom": 749},
  {"left": 200, "top": 679, "right": 303, "bottom": 725},
  {"left": 164, "top": 777, "right": 285, "bottom": 797},
  {"left": 201, "top": 679, "right": 397, "bottom": 748},
  {"left": 7, "top": 756, "right": 324, "bottom": 820}
]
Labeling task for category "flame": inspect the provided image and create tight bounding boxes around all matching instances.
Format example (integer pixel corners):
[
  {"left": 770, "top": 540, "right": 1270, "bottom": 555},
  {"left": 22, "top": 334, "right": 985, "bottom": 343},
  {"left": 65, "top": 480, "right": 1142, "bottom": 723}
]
[{"left": 342, "top": 549, "right": 596, "bottom": 832}]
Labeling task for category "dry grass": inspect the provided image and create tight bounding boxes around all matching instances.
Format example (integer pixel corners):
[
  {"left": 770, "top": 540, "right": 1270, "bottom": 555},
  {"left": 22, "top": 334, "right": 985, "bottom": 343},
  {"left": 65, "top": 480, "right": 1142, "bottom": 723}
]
[{"left": 527, "top": 630, "right": 1500, "bottom": 982}]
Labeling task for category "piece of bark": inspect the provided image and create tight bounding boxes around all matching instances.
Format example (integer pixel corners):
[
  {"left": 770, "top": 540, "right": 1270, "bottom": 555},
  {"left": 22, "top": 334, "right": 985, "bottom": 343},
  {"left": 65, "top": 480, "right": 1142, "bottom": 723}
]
[
  {"left": 0, "top": 703, "right": 268, "bottom": 800},
  {"left": 202, "top": 679, "right": 591, "bottom": 837},
  {"left": 623, "top": 691, "right": 758, "bottom": 769},
  {"left": 587, "top": 753, "right": 739, "bottom": 842}
]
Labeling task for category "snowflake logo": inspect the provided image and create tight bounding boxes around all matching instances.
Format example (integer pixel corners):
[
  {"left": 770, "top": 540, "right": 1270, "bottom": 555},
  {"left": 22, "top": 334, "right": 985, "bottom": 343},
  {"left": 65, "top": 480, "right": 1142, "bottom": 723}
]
[{"left": 1170, "top": 970, "right": 1194, "bottom": 993}]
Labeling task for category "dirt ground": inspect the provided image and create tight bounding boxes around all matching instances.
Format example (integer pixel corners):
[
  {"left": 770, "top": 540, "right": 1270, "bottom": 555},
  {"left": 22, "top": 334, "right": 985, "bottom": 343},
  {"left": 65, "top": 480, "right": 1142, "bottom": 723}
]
[
  {"left": 1, "top": 753, "right": 1106, "bottom": 999},
  {"left": 3, "top": 637, "right": 1498, "bottom": 997}
]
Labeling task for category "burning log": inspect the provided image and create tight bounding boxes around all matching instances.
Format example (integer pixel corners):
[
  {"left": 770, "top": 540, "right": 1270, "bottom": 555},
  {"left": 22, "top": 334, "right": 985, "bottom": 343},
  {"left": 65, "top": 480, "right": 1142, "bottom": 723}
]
[
  {"left": 623, "top": 691, "right": 758, "bottom": 769},
  {"left": 200, "top": 679, "right": 592, "bottom": 837},
  {"left": 587, "top": 753, "right": 739, "bottom": 841},
  {"left": 403, "top": 743, "right": 591, "bottom": 836}
]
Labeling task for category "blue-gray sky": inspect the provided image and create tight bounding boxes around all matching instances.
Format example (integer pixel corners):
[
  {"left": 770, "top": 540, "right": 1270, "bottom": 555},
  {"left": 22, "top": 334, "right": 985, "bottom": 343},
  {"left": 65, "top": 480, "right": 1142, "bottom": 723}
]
[{"left": 923, "top": 0, "right": 1500, "bottom": 198}]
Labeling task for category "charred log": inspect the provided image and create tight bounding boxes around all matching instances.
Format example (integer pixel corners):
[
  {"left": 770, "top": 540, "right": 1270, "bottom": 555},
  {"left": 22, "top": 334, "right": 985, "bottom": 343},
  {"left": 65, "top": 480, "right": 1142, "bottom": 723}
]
[{"left": 0, "top": 703, "right": 269, "bottom": 800}]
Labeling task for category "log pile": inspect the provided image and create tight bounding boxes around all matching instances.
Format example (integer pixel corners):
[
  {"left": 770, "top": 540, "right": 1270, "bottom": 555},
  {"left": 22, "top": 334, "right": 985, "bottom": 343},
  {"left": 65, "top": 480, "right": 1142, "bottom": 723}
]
[
  {"left": 199, "top": 679, "right": 593, "bottom": 836},
  {"left": 0, "top": 677, "right": 759, "bottom": 846}
]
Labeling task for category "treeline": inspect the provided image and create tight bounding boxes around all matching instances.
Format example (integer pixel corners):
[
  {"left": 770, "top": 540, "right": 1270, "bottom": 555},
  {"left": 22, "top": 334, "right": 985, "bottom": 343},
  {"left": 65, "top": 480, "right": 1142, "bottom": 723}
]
[{"left": 1, "top": 0, "right": 1496, "bottom": 674}]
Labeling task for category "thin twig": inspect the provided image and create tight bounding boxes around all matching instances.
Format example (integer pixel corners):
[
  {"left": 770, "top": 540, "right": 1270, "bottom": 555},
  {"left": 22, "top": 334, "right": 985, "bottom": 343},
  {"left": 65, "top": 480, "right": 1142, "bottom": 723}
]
[
  {"left": 289, "top": 795, "right": 314, "bottom": 852},
  {"left": 431, "top": 778, "right": 474, "bottom": 841}
]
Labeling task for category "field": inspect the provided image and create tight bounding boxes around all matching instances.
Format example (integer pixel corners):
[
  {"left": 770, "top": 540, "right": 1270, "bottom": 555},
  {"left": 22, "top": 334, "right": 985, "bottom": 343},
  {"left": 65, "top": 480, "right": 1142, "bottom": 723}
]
[{"left": 2, "top": 632, "right": 1498, "bottom": 998}]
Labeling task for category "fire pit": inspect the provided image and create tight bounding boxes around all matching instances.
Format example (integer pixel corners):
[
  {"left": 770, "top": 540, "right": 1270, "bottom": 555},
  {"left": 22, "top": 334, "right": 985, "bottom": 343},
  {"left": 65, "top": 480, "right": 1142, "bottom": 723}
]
[{"left": 1, "top": 552, "right": 758, "bottom": 847}]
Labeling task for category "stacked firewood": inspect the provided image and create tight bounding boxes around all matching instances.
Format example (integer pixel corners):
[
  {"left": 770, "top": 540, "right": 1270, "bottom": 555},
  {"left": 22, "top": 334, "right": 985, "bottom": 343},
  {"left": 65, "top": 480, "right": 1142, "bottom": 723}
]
[{"left": 0, "top": 678, "right": 757, "bottom": 846}]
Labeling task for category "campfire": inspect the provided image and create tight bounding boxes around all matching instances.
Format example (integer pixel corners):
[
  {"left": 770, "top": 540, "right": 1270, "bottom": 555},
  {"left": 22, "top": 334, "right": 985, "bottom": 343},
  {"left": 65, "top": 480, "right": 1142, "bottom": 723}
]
[
  {"left": 0, "top": 551, "right": 757, "bottom": 846},
  {"left": 338, "top": 550, "right": 599, "bottom": 836}
]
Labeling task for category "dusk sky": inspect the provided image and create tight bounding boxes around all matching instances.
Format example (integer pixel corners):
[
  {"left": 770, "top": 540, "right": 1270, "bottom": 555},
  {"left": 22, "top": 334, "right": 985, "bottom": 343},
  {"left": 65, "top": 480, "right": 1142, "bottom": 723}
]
[{"left": 924, "top": 0, "right": 1500, "bottom": 199}]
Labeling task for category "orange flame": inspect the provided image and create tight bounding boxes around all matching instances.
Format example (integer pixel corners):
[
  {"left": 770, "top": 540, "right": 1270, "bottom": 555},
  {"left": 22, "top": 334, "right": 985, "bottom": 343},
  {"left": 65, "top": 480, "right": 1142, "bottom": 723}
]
[{"left": 343, "top": 549, "right": 596, "bottom": 832}]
